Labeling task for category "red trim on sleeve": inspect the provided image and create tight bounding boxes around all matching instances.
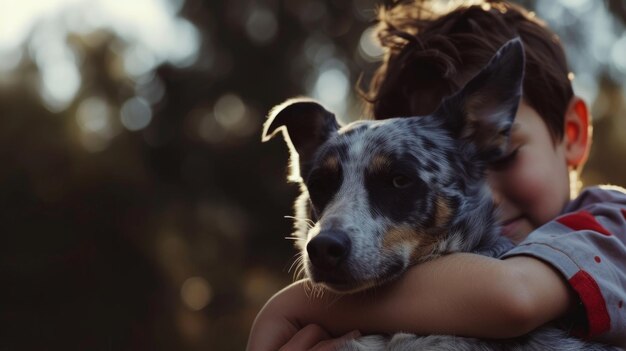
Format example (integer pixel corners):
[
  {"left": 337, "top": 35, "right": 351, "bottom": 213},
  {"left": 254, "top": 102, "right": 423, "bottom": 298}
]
[
  {"left": 568, "top": 270, "right": 611, "bottom": 337},
  {"left": 621, "top": 208, "right": 626, "bottom": 220},
  {"left": 556, "top": 211, "right": 612, "bottom": 236}
]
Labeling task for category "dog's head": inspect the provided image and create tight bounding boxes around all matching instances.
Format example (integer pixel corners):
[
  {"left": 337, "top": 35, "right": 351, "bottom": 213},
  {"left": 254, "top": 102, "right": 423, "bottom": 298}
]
[{"left": 263, "top": 39, "right": 524, "bottom": 292}]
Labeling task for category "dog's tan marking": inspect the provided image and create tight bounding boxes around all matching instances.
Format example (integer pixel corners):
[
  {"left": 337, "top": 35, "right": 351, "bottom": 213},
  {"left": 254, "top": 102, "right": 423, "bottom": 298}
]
[
  {"left": 369, "top": 154, "right": 391, "bottom": 173},
  {"left": 321, "top": 155, "right": 340, "bottom": 172},
  {"left": 382, "top": 225, "right": 421, "bottom": 251},
  {"left": 410, "top": 234, "right": 441, "bottom": 264},
  {"left": 434, "top": 196, "right": 452, "bottom": 228},
  {"left": 383, "top": 225, "right": 439, "bottom": 264}
]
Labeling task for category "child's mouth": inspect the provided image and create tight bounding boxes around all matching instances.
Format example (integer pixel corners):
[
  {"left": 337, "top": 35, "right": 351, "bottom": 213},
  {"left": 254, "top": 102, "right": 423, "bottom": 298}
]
[{"left": 500, "top": 216, "right": 523, "bottom": 239}]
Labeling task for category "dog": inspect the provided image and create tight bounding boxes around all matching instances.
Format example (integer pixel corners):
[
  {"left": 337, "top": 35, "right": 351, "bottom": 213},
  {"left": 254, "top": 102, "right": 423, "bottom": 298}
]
[{"left": 262, "top": 39, "right": 616, "bottom": 350}]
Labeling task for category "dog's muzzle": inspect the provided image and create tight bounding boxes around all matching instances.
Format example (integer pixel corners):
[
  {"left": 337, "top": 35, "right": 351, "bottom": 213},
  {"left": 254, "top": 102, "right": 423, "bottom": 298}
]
[{"left": 305, "top": 229, "right": 408, "bottom": 292}]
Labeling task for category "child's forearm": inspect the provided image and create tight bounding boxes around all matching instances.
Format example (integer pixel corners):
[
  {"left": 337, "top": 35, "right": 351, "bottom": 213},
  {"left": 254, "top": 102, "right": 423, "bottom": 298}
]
[
  {"left": 248, "top": 252, "right": 574, "bottom": 350},
  {"left": 333, "top": 253, "right": 573, "bottom": 338}
]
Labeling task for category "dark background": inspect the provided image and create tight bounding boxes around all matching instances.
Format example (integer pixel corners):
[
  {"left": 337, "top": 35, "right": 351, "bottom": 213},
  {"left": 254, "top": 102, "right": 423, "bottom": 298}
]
[{"left": 1, "top": 0, "right": 625, "bottom": 350}]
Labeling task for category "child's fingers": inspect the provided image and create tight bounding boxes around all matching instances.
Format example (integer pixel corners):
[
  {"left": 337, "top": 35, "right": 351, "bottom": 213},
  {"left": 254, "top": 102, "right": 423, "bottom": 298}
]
[{"left": 278, "top": 324, "right": 331, "bottom": 351}]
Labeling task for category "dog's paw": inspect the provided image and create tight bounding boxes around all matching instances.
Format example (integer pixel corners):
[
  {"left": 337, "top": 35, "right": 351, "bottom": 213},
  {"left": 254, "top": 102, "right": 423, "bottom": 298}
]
[{"left": 339, "top": 335, "right": 388, "bottom": 351}]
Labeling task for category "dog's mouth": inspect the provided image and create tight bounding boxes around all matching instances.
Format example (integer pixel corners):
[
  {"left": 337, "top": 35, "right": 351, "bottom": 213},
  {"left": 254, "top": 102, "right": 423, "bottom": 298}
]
[
  {"left": 309, "top": 259, "right": 406, "bottom": 293},
  {"left": 308, "top": 269, "right": 357, "bottom": 292}
]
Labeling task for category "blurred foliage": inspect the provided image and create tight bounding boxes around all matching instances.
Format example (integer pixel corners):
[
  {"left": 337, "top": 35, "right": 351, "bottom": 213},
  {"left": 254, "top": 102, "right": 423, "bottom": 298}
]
[{"left": 0, "top": 0, "right": 625, "bottom": 350}]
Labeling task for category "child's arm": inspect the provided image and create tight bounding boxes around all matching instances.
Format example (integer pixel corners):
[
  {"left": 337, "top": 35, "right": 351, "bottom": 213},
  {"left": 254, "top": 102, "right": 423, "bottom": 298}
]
[{"left": 247, "top": 252, "right": 575, "bottom": 351}]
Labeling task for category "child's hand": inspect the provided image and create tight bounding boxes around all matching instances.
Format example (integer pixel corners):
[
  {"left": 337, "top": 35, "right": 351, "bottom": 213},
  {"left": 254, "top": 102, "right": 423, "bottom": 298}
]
[
  {"left": 246, "top": 280, "right": 324, "bottom": 351},
  {"left": 279, "top": 325, "right": 360, "bottom": 351},
  {"left": 246, "top": 279, "right": 360, "bottom": 351}
]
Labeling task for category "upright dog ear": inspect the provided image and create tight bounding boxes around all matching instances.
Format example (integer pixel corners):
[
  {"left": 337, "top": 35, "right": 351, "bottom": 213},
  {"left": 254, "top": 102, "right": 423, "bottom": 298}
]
[
  {"left": 263, "top": 98, "right": 340, "bottom": 180},
  {"left": 436, "top": 38, "right": 525, "bottom": 161}
]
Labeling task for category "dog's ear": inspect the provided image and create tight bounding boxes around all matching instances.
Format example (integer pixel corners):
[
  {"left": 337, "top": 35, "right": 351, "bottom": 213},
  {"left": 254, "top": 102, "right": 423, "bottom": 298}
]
[
  {"left": 436, "top": 38, "right": 524, "bottom": 161},
  {"left": 263, "top": 98, "right": 340, "bottom": 180}
]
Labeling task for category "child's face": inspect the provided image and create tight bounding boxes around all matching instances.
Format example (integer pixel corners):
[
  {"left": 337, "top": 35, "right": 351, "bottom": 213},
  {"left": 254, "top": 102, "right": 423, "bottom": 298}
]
[{"left": 487, "top": 101, "right": 571, "bottom": 243}]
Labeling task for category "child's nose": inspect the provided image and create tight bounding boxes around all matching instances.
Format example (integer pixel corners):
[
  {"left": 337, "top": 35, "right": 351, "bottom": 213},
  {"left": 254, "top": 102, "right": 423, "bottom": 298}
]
[
  {"left": 488, "top": 177, "right": 504, "bottom": 207},
  {"left": 491, "top": 190, "right": 503, "bottom": 207}
]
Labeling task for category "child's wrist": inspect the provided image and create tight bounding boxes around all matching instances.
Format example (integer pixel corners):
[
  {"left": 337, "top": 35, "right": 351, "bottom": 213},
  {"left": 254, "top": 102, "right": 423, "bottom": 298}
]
[{"left": 257, "top": 280, "right": 313, "bottom": 329}]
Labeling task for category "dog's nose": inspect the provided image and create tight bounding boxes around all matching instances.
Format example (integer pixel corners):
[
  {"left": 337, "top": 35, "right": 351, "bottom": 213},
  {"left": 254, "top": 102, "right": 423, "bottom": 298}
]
[{"left": 307, "top": 230, "right": 351, "bottom": 271}]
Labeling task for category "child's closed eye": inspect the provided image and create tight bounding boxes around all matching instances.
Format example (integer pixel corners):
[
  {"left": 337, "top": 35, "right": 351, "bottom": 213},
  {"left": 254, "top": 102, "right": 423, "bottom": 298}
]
[{"left": 489, "top": 148, "right": 519, "bottom": 171}]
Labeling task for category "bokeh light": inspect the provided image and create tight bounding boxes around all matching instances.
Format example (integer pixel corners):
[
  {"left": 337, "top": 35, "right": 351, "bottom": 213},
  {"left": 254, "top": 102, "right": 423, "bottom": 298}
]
[
  {"left": 312, "top": 60, "right": 350, "bottom": 116},
  {"left": 120, "top": 97, "right": 152, "bottom": 131},
  {"left": 214, "top": 94, "right": 247, "bottom": 131},
  {"left": 76, "top": 96, "right": 117, "bottom": 152},
  {"left": 181, "top": 276, "right": 213, "bottom": 311},
  {"left": 246, "top": 6, "right": 279, "bottom": 45},
  {"left": 358, "top": 25, "right": 385, "bottom": 62}
]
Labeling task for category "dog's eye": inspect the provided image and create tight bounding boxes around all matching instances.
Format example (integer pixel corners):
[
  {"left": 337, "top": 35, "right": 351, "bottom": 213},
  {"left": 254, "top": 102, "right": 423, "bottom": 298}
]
[
  {"left": 306, "top": 168, "right": 342, "bottom": 213},
  {"left": 391, "top": 175, "right": 413, "bottom": 189}
]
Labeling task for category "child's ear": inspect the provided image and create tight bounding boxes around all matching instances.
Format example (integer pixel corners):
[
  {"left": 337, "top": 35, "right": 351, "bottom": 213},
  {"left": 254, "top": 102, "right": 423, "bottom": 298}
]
[{"left": 563, "top": 96, "right": 591, "bottom": 170}]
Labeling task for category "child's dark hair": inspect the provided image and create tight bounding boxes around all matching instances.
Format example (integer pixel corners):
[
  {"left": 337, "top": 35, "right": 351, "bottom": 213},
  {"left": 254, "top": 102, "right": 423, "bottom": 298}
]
[{"left": 365, "top": 0, "right": 573, "bottom": 142}]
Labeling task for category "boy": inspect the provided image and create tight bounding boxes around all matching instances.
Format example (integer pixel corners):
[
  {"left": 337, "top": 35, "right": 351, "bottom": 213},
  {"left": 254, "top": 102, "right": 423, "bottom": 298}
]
[{"left": 247, "top": 1, "right": 626, "bottom": 349}]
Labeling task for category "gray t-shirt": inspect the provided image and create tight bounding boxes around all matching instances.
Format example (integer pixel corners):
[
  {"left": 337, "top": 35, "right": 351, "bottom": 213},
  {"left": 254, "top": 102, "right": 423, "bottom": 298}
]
[{"left": 501, "top": 185, "right": 626, "bottom": 348}]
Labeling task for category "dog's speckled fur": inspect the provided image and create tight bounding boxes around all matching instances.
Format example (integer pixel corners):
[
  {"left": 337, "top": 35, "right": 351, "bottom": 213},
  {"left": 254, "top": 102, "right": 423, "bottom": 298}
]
[{"left": 263, "top": 39, "right": 616, "bottom": 350}]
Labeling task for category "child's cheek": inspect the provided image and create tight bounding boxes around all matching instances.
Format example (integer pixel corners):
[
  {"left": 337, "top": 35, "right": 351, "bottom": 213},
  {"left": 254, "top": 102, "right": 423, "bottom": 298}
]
[{"left": 510, "top": 149, "right": 569, "bottom": 227}]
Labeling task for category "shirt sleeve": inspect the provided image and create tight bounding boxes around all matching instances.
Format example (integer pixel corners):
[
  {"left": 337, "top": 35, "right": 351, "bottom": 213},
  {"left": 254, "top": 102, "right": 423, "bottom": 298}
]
[{"left": 500, "top": 202, "right": 626, "bottom": 347}]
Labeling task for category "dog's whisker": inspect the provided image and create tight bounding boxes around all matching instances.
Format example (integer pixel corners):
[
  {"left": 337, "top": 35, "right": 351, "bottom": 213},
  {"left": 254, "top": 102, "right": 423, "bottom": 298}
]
[
  {"left": 295, "top": 261, "right": 307, "bottom": 281},
  {"left": 290, "top": 256, "right": 307, "bottom": 282},
  {"left": 287, "top": 253, "right": 302, "bottom": 274},
  {"left": 299, "top": 269, "right": 307, "bottom": 281},
  {"left": 303, "top": 280, "right": 315, "bottom": 299},
  {"left": 284, "top": 236, "right": 303, "bottom": 241},
  {"left": 324, "top": 291, "right": 348, "bottom": 308},
  {"left": 284, "top": 215, "right": 315, "bottom": 223},
  {"left": 284, "top": 215, "right": 315, "bottom": 229},
  {"left": 313, "top": 285, "right": 325, "bottom": 299},
  {"left": 306, "top": 281, "right": 320, "bottom": 299},
  {"left": 293, "top": 260, "right": 302, "bottom": 276}
]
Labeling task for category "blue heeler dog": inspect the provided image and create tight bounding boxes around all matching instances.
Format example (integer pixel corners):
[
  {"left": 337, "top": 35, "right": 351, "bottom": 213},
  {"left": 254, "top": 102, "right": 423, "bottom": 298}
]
[{"left": 262, "top": 39, "right": 616, "bottom": 350}]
